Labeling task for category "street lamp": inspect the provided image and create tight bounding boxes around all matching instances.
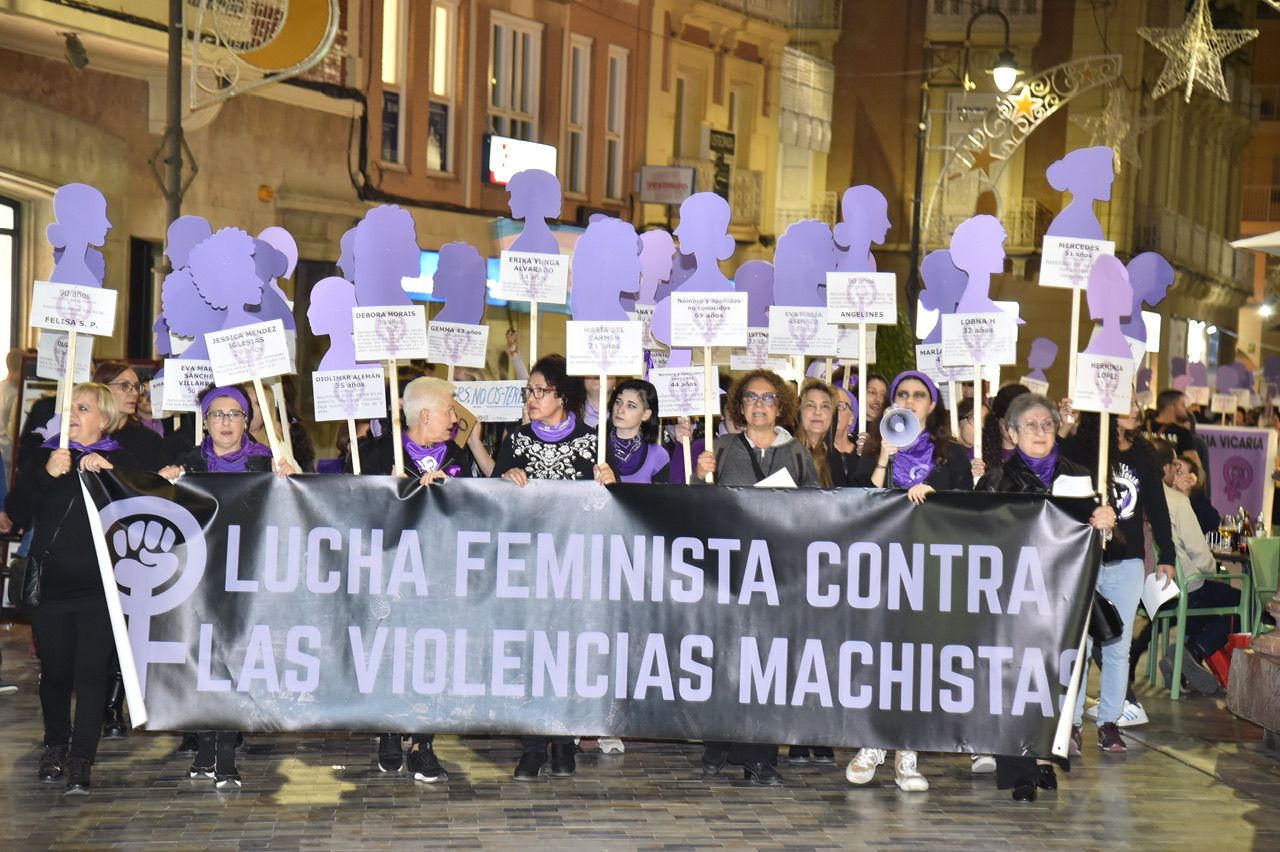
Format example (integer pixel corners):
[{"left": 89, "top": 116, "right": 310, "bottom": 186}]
[
  {"left": 992, "top": 49, "right": 1020, "bottom": 93},
  {"left": 962, "top": 8, "right": 1021, "bottom": 93}
]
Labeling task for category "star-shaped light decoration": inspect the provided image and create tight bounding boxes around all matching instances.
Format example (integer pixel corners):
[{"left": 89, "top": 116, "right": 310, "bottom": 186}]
[
  {"left": 1007, "top": 85, "right": 1042, "bottom": 120},
  {"left": 1071, "top": 88, "right": 1163, "bottom": 173},
  {"left": 1138, "top": 0, "right": 1257, "bottom": 103},
  {"left": 968, "top": 144, "right": 1001, "bottom": 177}
]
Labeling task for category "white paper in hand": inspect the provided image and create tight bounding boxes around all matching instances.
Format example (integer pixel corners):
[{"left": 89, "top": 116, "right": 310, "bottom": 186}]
[
  {"left": 1141, "top": 572, "right": 1179, "bottom": 620},
  {"left": 754, "top": 468, "right": 797, "bottom": 489}
]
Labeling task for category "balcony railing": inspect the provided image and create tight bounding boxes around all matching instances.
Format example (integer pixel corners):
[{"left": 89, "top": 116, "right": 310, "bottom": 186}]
[
  {"left": 1255, "top": 84, "right": 1280, "bottom": 121},
  {"left": 1242, "top": 185, "right": 1280, "bottom": 222},
  {"left": 775, "top": 191, "right": 838, "bottom": 237},
  {"left": 927, "top": 0, "right": 1042, "bottom": 40},
  {"left": 704, "top": 0, "right": 841, "bottom": 30},
  {"left": 1134, "top": 205, "right": 1246, "bottom": 286},
  {"left": 669, "top": 157, "right": 762, "bottom": 228}
]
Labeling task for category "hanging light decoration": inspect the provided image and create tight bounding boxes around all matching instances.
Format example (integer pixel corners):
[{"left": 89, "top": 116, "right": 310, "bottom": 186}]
[{"left": 1138, "top": 0, "right": 1257, "bottom": 103}]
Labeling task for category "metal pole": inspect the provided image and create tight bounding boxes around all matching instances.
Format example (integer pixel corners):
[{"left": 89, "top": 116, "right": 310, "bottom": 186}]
[
  {"left": 906, "top": 49, "right": 931, "bottom": 331},
  {"left": 165, "top": 0, "right": 184, "bottom": 233}
]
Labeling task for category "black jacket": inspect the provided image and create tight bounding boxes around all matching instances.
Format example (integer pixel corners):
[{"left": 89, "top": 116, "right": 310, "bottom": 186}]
[
  {"left": 852, "top": 440, "right": 973, "bottom": 491},
  {"left": 350, "top": 433, "right": 472, "bottom": 478},
  {"left": 171, "top": 443, "right": 274, "bottom": 473},
  {"left": 112, "top": 420, "right": 167, "bottom": 472}
]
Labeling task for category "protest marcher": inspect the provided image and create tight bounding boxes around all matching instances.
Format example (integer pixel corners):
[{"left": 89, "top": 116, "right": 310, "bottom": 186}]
[
  {"left": 1062, "top": 405, "right": 1175, "bottom": 755},
  {"left": 247, "top": 379, "right": 315, "bottom": 473},
  {"left": 956, "top": 397, "right": 984, "bottom": 459},
  {"left": 159, "top": 386, "right": 296, "bottom": 789},
  {"left": 828, "top": 384, "right": 858, "bottom": 486},
  {"left": 494, "top": 354, "right": 617, "bottom": 780},
  {"left": 607, "top": 379, "right": 669, "bottom": 484},
  {"left": 583, "top": 376, "right": 617, "bottom": 429},
  {"left": 797, "top": 378, "right": 836, "bottom": 490},
  {"left": 979, "top": 383, "right": 1029, "bottom": 472},
  {"left": 975, "top": 392, "right": 1117, "bottom": 801},
  {"left": 1146, "top": 389, "right": 1204, "bottom": 470},
  {"left": 847, "top": 370, "right": 972, "bottom": 792},
  {"left": 851, "top": 371, "right": 889, "bottom": 455},
  {"left": 4, "top": 382, "right": 137, "bottom": 794},
  {"left": 1174, "top": 453, "right": 1220, "bottom": 535},
  {"left": 694, "top": 369, "right": 817, "bottom": 786}
]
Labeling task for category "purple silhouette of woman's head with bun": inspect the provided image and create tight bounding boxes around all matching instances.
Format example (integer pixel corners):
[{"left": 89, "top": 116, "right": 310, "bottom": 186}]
[
  {"left": 1082, "top": 254, "right": 1134, "bottom": 359},
  {"left": 919, "top": 249, "right": 967, "bottom": 344},
  {"left": 48, "top": 183, "right": 111, "bottom": 287},
  {"left": 165, "top": 215, "right": 213, "bottom": 271},
  {"left": 1026, "top": 337, "right": 1058, "bottom": 382},
  {"left": 433, "top": 241, "right": 488, "bottom": 325},
  {"left": 353, "top": 205, "right": 418, "bottom": 308},
  {"left": 834, "top": 185, "right": 890, "bottom": 273},
  {"left": 1189, "top": 361, "right": 1209, "bottom": 387},
  {"left": 773, "top": 220, "right": 836, "bottom": 308},
  {"left": 507, "top": 169, "right": 562, "bottom": 255},
  {"left": 672, "top": 193, "right": 735, "bottom": 290},
  {"left": 571, "top": 218, "right": 641, "bottom": 322},
  {"left": 1120, "top": 252, "right": 1175, "bottom": 341},
  {"left": 735, "top": 260, "right": 775, "bottom": 328},
  {"left": 337, "top": 226, "right": 357, "bottom": 281},
  {"left": 1046, "top": 146, "right": 1115, "bottom": 240},
  {"left": 951, "top": 215, "right": 1007, "bottom": 314},
  {"left": 250, "top": 229, "right": 298, "bottom": 330},
  {"left": 308, "top": 275, "right": 366, "bottom": 372}
]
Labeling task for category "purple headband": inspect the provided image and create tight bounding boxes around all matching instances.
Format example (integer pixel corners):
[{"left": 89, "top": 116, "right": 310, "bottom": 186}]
[
  {"left": 889, "top": 370, "right": 940, "bottom": 405},
  {"left": 201, "top": 386, "right": 251, "bottom": 417}
]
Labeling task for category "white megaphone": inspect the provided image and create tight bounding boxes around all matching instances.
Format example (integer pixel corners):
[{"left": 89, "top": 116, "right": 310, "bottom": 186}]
[{"left": 880, "top": 406, "right": 923, "bottom": 448}]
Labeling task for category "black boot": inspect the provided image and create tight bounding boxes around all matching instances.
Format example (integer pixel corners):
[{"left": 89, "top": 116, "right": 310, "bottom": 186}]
[{"left": 102, "top": 672, "right": 127, "bottom": 739}]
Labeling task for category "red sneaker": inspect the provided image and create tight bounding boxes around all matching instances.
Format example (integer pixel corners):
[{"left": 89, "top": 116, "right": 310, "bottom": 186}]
[{"left": 1098, "top": 722, "right": 1127, "bottom": 753}]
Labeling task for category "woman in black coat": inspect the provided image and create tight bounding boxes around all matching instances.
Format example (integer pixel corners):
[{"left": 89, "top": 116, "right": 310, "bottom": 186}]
[{"left": 5, "top": 382, "right": 138, "bottom": 794}]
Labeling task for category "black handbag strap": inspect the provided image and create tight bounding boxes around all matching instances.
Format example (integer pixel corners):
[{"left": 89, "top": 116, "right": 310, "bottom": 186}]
[{"left": 738, "top": 432, "right": 768, "bottom": 482}]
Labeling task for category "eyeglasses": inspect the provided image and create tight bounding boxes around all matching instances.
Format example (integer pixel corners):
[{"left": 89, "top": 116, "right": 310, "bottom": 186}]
[
  {"left": 206, "top": 410, "right": 246, "bottom": 423},
  {"left": 521, "top": 386, "right": 557, "bottom": 401},
  {"left": 1016, "top": 419, "right": 1056, "bottom": 435},
  {"left": 836, "top": 402, "right": 853, "bottom": 413},
  {"left": 109, "top": 381, "right": 142, "bottom": 394},
  {"left": 743, "top": 391, "right": 778, "bottom": 407},
  {"left": 960, "top": 414, "right": 975, "bottom": 425}
]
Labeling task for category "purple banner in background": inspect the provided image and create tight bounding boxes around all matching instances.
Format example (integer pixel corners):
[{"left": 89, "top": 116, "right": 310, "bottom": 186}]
[{"left": 1197, "top": 425, "right": 1276, "bottom": 521}]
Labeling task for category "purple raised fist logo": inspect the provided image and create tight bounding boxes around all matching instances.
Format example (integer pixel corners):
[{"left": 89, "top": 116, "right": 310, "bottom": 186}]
[
  {"left": 442, "top": 328, "right": 468, "bottom": 364},
  {"left": 788, "top": 312, "right": 820, "bottom": 352},
  {"left": 669, "top": 373, "right": 700, "bottom": 412},
  {"left": 375, "top": 314, "right": 407, "bottom": 358},
  {"left": 587, "top": 327, "right": 623, "bottom": 372},
  {"left": 56, "top": 287, "right": 94, "bottom": 327},
  {"left": 692, "top": 303, "right": 725, "bottom": 343},
  {"left": 1223, "top": 457, "right": 1253, "bottom": 502},
  {"left": 1094, "top": 362, "right": 1121, "bottom": 407},
  {"left": 335, "top": 380, "right": 363, "bottom": 419},
  {"left": 231, "top": 335, "right": 266, "bottom": 373}
]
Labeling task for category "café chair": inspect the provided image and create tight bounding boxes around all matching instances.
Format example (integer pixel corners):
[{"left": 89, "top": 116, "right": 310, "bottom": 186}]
[{"left": 1245, "top": 536, "right": 1278, "bottom": 636}]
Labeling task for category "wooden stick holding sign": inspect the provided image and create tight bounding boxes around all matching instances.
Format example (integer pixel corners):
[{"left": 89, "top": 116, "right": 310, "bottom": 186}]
[
  {"left": 671, "top": 293, "right": 747, "bottom": 484},
  {"left": 387, "top": 359, "right": 404, "bottom": 476},
  {"left": 972, "top": 363, "right": 983, "bottom": 467},
  {"left": 858, "top": 328, "right": 869, "bottom": 435},
  {"left": 651, "top": 369, "right": 708, "bottom": 487},
  {"left": 251, "top": 377, "right": 283, "bottom": 461},
  {"left": 597, "top": 374, "right": 608, "bottom": 465},
  {"left": 58, "top": 331, "right": 78, "bottom": 449},
  {"left": 947, "top": 380, "right": 960, "bottom": 439},
  {"left": 703, "top": 348, "right": 715, "bottom": 479}
]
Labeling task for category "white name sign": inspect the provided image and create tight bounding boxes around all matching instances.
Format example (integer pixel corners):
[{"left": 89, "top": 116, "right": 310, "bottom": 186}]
[
  {"left": 29, "top": 280, "right": 117, "bottom": 336},
  {"left": 1073, "top": 354, "right": 1135, "bottom": 415},
  {"left": 352, "top": 306, "right": 429, "bottom": 361},
  {"left": 565, "top": 320, "right": 644, "bottom": 376},
  {"left": 494, "top": 251, "right": 569, "bottom": 303},
  {"left": 312, "top": 367, "right": 388, "bottom": 422},
  {"left": 768, "top": 307, "right": 838, "bottom": 356},
  {"left": 671, "top": 292, "right": 749, "bottom": 348},
  {"left": 941, "top": 312, "right": 1018, "bottom": 367},
  {"left": 36, "top": 330, "right": 92, "bottom": 382},
  {"left": 205, "top": 320, "right": 292, "bottom": 386},
  {"left": 161, "top": 358, "right": 215, "bottom": 412},
  {"left": 649, "top": 367, "right": 706, "bottom": 418},
  {"left": 825, "top": 271, "right": 897, "bottom": 325},
  {"left": 1040, "top": 236, "right": 1115, "bottom": 290},
  {"left": 427, "top": 321, "right": 490, "bottom": 368}
]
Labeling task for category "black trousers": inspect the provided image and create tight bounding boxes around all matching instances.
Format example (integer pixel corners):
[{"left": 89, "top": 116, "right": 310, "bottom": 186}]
[
  {"left": 196, "top": 731, "right": 238, "bottom": 774},
  {"left": 1131, "top": 581, "right": 1242, "bottom": 668},
  {"left": 703, "top": 740, "right": 778, "bottom": 765},
  {"left": 30, "top": 599, "right": 114, "bottom": 762},
  {"left": 521, "top": 735, "right": 573, "bottom": 753}
]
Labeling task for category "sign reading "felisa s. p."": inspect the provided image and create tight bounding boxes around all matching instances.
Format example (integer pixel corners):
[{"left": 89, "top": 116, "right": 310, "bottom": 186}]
[{"left": 29, "top": 280, "right": 117, "bottom": 336}]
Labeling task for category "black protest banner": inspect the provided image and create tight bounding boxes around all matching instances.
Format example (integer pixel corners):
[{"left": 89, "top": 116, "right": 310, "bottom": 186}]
[{"left": 84, "top": 471, "right": 1100, "bottom": 758}]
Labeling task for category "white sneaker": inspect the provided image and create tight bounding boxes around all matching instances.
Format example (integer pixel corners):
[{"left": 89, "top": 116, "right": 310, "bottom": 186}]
[
  {"left": 1116, "top": 700, "right": 1149, "bottom": 727},
  {"left": 894, "top": 751, "right": 929, "bottom": 792},
  {"left": 1085, "top": 703, "right": 1099, "bottom": 719},
  {"left": 970, "top": 754, "right": 996, "bottom": 773},
  {"left": 598, "top": 737, "right": 625, "bottom": 754},
  {"left": 845, "top": 748, "right": 885, "bottom": 785}
]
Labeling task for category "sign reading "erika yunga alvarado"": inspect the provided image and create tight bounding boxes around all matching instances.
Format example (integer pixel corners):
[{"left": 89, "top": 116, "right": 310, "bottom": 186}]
[{"left": 85, "top": 473, "right": 1100, "bottom": 758}]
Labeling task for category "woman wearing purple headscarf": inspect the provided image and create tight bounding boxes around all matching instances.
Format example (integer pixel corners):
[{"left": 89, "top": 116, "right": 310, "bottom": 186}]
[
  {"left": 606, "top": 379, "right": 669, "bottom": 484},
  {"left": 976, "top": 392, "right": 1117, "bottom": 801},
  {"left": 158, "top": 386, "right": 294, "bottom": 789},
  {"left": 5, "top": 382, "right": 137, "bottom": 794}
]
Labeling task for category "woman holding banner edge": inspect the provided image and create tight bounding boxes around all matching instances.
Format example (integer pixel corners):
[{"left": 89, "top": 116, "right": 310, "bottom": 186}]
[
  {"left": 694, "top": 369, "right": 817, "bottom": 786},
  {"left": 493, "top": 354, "right": 618, "bottom": 781}
]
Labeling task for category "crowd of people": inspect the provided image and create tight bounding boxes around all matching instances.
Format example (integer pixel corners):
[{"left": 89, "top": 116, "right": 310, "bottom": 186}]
[{"left": 0, "top": 334, "right": 1262, "bottom": 802}]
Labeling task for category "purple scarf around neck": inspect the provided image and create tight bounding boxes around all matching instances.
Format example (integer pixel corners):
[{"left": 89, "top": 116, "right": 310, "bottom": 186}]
[
  {"left": 531, "top": 412, "right": 576, "bottom": 443},
  {"left": 1017, "top": 446, "right": 1059, "bottom": 488},
  {"left": 892, "top": 432, "right": 936, "bottom": 488},
  {"left": 610, "top": 431, "right": 646, "bottom": 477},
  {"left": 203, "top": 434, "right": 272, "bottom": 472},
  {"left": 404, "top": 433, "right": 452, "bottom": 474},
  {"left": 42, "top": 434, "right": 121, "bottom": 454}
]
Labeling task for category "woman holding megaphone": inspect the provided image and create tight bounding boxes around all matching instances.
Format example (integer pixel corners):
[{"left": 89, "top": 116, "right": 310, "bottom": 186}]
[{"left": 845, "top": 371, "right": 973, "bottom": 792}]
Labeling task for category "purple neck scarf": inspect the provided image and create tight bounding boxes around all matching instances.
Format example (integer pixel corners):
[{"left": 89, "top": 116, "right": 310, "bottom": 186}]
[
  {"left": 42, "top": 434, "right": 121, "bottom": 454},
  {"left": 610, "top": 431, "right": 646, "bottom": 477},
  {"left": 404, "top": 433, "right": 451, "bottom": 474},
  {"left": 203, "top": 434, "right": 272, "bottom": 472},
  {"left": 1017, "top": 447, "right": 1059, "bottom": 488},
  {"left": 892, "top": 432, "right": 936, "bottom": 488},
  {"left": 531, "top": 412, "right": 576, "bottom": 443}
]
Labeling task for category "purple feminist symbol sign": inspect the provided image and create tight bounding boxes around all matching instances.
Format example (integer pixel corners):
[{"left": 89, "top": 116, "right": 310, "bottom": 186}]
[
  {"left": 353, "top": 205, "right": 418, "bottom": 309},
  {"left": 434, "top": 242, "right": 487, "bottom": 325},
  {"left": 788, "top": 311, "right": 821, "bottom": 352},
  {"left": 652, "top": 193, "right": 736, "bottom": 367},
  {"left": 1082, "top": 255, "right": 1134, "bottom": 359},
  {"left": 735, "top": 260, "right": 774, "bottom": 329},
  {"left": 308, "top": 276, "right": 367, "bottom": 372},
  {"left": 833, "top": 185, "right": 890, "bottom": 274},
  {"left": 919, "top": 250, "right": 966, "bottom": 344},
  {"left": 669, "top": 373, "right": 700, "bottom": 412},
  {"left": 1121, "top": 252, "right": 1174, "bottom": 342},
  {"left": 1223, "top": 457, "right": 1254, "bottom": 502},
  {"left": 1046, "top": 146, "right": 1115, "bottom": 241},
  {"left": 773, "top": 220, "right": 835, "bottom": 308},
  {"left": 571, "top": 218, "right": 641, "bottom": 323},
  {"left": 377, "top": 314, "right": 408, "bottom": 358},
  {"left": 48, "top": 183, "right": 111, "bottom": 288},
  {"left": 1027, "top": 337, "right": 1058, "bottom": 382}
]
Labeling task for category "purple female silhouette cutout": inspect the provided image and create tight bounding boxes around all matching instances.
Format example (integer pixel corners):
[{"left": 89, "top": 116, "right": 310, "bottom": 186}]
[
  {"left": 1216, "top": 365, "right": 1240, "bottom": 392},
  {"left": 337, "top": 226, "right": 357, "bottom": 281},
  {"left": 250, "top": 226, "right": 299, "bottom": 331},
  {"left": 193, "top": 227, "right": 267, "bottom": 331},
  {"left": 919, "top": 249, "right": 968, "bottom": 344},
  {"left": 433, "top": 242, "right": 488, "bottom": 325},
  {"left": 1265, "top": 355, "right": 1280, "bottom": 389},
  {"left": 1026, "top": 337, "right": 1059, "bottom": 382},
  {"left": 1232, "top": 361, "right": 1254, "bottom": 390},
  {"left": 353, "top": 206, "right": 418, "bottom": 308},
  {"left": 156, "top": 215, "right": 214, "bottom": 366},
  {"left": 1082, "top": 255, "right": 1134, "bottom": 359},
  {"left": 735, "top": 260, "right": 775, "bottom": 328},
  {"left": 162, "top": 265, "right": 223, "bottom": 361},
  {"left": 1137, "top": 367, "right": 1153, "bottom": 393},
  {"left": 951, "top": 215, "right": 1009, "bottom": 315},
  {"left": 570, "top": 218, "right": 641, "bottom": 322},
  {"left": 1173, "top": 374, "right": 1192, "bottom": 391},
  {"left": 53, "top": 245, "right": 106, "bottom": 284},
  {"left": 1172, "top": 356, "right": 1188, "bottom": 378},
  {"left": 654, "top": 251, "right": 696, "bottom": 307},
  {"left": 507, "top": 169, "right": 562, "bottom": 255},
  {"left": 1189, "top": 362, "right": 1209, "bottom": 387},
  {"left": 833, "top": 185, "right": 890, "bottom": 273},
  {"left": 651, "top": 193, "right": 737, "bottom": 366},
  {"left": 1120, "top": 252, "right": 1175, "bottom": 342},
  {"left": 47, "top": 183, "right": 111, "bottom": 287},
  {"left": 1045, "top": 146, "right": 1115, "bottom": 240},
  {"left": 166, "top": 215, "right": 214, "bottom": 271},
  {"left": 773, "top": 220, "right": 836, "bottom": 308},
  {"left": 308, "top": 276, "right": 367, "bottom": 372}
]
